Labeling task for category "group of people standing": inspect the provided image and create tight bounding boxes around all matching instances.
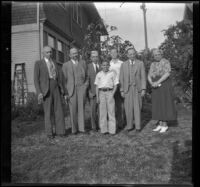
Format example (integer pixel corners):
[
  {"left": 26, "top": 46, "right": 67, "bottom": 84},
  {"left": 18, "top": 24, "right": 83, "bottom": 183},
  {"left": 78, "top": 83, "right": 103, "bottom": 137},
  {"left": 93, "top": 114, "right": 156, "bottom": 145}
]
[{"left": 34, "top": 45, "right": 177, "bottom": 140}]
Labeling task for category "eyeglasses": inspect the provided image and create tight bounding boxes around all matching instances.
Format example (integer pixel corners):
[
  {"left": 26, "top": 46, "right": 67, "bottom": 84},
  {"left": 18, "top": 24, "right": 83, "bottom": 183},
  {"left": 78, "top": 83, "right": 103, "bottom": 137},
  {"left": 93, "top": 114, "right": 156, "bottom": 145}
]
[{"left": 46, "top": 51, "right": 52, "bottom": 54}]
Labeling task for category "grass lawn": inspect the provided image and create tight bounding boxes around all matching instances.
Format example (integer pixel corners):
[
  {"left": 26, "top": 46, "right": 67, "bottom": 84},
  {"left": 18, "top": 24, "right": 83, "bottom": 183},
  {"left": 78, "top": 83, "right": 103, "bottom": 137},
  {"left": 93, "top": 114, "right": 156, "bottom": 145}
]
[{"left": 11, "top": 102, "right": 192, "bottom": 184}]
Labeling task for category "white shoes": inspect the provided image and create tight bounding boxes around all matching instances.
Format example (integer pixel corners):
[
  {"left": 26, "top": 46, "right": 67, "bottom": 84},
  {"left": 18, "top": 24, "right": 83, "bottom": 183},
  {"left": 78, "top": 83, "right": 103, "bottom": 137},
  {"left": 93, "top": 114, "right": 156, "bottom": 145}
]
[
  {"left": 153, "top": 125, "right": 168, "bottom": 133},
  {"left": 153, "top": 125, "right": 162, "bottom": 132},
  {"left": 159, "top": 126, "right": 168, "bottom": 133}
]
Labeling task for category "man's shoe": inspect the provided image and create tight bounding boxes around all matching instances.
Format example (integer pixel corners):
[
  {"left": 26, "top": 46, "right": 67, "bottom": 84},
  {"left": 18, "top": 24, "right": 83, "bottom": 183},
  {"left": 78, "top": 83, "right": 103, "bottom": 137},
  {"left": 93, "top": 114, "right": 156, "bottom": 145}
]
[
  {"left": 71, "top": 131, "right": 78, "bottom": 135},
  {"left": 79, "top": 131, "right": 89, "bottom": 135},
  {"left": 101, "top": 132, "right": 109, "bottom": 135},
  {"left": 153, "top": 125, "right": 162, "bottom": 132},
  {"left": 91, "top": 129, "right": 98, "bottom": 133},
  {"left": 135, "top": 129, "right": 141, "bottom": 133},
  {"left": 124, "top": 127, "right": 134, "bottom": 132},
  {"left": 159, "top": 126, "right": 168, "bottom": 133},
  {"left": 57, "top": 134, "right": 67, "bottom": 138},
  {"left": 47, "top": 135, "right": 55, "bottom": 139}
]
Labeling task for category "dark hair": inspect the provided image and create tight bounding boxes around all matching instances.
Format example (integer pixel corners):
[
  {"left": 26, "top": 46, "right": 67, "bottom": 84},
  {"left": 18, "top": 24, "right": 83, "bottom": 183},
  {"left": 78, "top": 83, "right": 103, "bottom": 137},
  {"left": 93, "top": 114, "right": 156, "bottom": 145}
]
[
  {"left": 70, "top": 47, "right": 78, "bottom": 52},
  {"left": 90, "top": 50, "right": 99, "bottom": 56},
  {"left": 126, "top": 45, "right": 136, "bottom": 53},
  {"left": 101, "top": 60, "right": 110, "bottom": 66},
  {"left": 110, "top": 46, "right": 118, "bottom": 53}
]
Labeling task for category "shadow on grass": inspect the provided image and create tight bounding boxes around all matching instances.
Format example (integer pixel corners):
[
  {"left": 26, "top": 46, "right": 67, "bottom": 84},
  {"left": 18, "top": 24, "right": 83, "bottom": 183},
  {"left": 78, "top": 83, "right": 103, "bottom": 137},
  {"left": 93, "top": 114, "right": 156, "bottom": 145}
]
[
  {"left": 168, "top": 120, "right": 179, "bottom": 127},
  {"left": 141, "top": 102, "right": 152, "bottom": 130},
  {"left": 169, "top": 140, "right": 192, "bottom": 184}
]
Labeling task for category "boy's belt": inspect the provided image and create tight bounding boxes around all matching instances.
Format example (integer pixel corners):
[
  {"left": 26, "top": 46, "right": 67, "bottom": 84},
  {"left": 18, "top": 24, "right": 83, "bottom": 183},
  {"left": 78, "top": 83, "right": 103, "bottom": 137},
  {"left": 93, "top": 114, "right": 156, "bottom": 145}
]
[{"left": 99, "top": 88, "right": 113, "bottom": 92}]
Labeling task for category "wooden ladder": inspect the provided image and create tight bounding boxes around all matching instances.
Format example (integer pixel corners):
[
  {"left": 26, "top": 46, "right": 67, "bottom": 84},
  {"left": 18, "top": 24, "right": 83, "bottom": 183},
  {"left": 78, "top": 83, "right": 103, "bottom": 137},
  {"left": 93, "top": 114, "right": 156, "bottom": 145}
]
[{"left": 12, "top": 63, "right": 28, "bottom": 105}]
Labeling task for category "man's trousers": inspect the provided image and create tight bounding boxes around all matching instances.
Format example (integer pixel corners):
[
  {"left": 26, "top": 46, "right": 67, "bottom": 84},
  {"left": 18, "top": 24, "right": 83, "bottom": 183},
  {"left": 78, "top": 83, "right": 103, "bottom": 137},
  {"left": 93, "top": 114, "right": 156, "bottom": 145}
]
[
  {"left": 89, "top": 96, "right": 98, "bottom": 130},
  {"left": 68, "top": 85, "right": 86, "bottom": 133},
  {"left": 99, "top": 90, "right": 116, "bottom": 134},
  {"left": 124, "top": 85, "right": 142, "bottom": 130},
  {"left": 114, "top": 86, "right": 125, "bottom": 129},
  {"left": 43, "top": 79, "right": 65, "bottom": 136}
]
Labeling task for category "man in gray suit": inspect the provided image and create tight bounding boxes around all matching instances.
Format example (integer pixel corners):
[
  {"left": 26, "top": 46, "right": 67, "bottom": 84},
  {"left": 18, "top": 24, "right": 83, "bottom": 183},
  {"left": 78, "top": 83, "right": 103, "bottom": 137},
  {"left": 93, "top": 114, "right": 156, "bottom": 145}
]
[
  {"left": 87, "top": 50, "right": 100, "bottom": 132},
  {"left": 62, "top": 47, "right": 89, "bottom": 134},
  {"left": 34, "top": 46, "right": 66, "bottom": 139},
  {"left": 119, "top": 46, "right": 146, "bottom": 132}
]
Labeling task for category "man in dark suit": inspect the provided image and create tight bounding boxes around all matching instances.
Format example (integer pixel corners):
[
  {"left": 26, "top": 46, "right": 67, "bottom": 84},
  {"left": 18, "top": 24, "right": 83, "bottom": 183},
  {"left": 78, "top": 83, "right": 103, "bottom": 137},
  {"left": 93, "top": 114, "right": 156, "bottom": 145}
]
[
  {"left": 62, "top": 47, "right": 89, "bottom": 134},
  {"left": 119, "top": 46, "right": 146, "bottom": 132},
  {"left": 87, "top": 50, "right": 100, "bottom": 132},
  {"left": 34, "top": 46, "right": 66, "bottom": 139}
]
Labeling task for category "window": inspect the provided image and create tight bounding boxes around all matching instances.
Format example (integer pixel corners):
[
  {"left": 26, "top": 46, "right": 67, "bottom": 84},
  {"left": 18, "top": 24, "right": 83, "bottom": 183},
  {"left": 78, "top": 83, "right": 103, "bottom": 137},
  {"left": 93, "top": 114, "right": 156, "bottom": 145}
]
[
  {"left": 73, "top": 2, "right": 82, "bottom": 27},
  {"left": 43, "top": 31, "right": 48, "bottom": 46},
  {"left": 48, "top": 35, "right": 56, "bottom": 60},
  {"left": 57, "top": 40, "right": 64, "bottom": 63}
]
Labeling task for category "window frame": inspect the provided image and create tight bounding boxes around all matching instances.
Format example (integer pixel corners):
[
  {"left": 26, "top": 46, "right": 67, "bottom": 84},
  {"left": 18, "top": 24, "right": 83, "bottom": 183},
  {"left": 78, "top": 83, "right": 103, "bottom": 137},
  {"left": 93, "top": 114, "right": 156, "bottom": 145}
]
[{"left": 72, "top": 2, "right": 82, "bottom": 27}]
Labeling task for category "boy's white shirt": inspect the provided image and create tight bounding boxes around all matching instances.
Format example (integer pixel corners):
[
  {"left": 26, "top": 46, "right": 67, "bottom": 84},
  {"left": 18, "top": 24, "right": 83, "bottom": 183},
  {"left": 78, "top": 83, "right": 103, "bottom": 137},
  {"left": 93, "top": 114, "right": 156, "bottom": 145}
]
[
  {"left": 94, "top": 70, "right": 119, "bottom": 89},
  {"left": 109, "top": 59, "right": 123, "bottom": 81}
]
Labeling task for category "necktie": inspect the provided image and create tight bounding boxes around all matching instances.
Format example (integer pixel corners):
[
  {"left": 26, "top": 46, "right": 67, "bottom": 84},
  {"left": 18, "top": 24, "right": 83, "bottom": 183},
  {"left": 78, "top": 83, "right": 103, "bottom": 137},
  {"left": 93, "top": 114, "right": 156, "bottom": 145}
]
[
  {"left": 49, "top": 60, "right": 56, "bottom": 80},
  {"left": 96, "top": 64, "right": 99, "bottom": 73}
]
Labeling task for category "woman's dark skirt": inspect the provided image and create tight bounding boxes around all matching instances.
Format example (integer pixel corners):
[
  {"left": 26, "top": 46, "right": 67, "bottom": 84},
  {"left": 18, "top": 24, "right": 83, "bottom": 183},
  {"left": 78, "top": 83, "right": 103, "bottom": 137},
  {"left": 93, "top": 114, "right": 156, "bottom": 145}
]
[{"left": 151, "top": 76, "right": 177, "bottom": 121}]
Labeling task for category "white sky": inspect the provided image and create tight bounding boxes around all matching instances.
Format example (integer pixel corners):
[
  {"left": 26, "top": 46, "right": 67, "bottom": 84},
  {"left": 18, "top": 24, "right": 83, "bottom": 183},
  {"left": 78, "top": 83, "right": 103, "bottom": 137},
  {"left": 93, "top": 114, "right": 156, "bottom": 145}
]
[{"left": 95, "top": 2, "right": 185, "bottom": 51}]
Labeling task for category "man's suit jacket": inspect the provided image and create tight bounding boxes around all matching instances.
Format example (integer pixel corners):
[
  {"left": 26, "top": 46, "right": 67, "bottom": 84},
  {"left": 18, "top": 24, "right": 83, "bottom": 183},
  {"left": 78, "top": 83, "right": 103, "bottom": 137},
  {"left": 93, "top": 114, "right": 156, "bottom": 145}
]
[
  {"left": 34, "top": 58, "right": 64, "bottom": 97},
  {"left": 87, "top": 63, "right": 100, "bottom": 97},
  {"left": 62, "top": 59, "right": 88, "bottom": 97},
  {"left": 119, "top": 59, "right": 146, "bottom": 94}
]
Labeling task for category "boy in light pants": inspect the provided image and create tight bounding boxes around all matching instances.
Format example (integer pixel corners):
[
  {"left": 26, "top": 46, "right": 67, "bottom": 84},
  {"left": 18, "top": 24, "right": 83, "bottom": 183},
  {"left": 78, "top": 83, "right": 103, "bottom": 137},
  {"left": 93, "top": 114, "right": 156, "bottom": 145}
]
[{"left": 94, "top": 61, "right": 118, "bottom": 135}]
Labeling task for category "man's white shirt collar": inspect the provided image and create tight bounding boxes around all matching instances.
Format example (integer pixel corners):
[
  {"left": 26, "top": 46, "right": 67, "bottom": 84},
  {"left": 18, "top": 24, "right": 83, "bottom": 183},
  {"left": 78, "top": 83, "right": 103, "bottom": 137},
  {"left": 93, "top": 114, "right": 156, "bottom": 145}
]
[
  {"left": 71, "top": 59, "right": 78, "bottom": 65},
  {"left": 44, "top": 57, "right": 50, "bottom": 63},
  {"left": 129, "top": 59, "right": 135, "bottom": 64},
  {"left": 92, "top": 62, "right": 99, "bottom": 71}
]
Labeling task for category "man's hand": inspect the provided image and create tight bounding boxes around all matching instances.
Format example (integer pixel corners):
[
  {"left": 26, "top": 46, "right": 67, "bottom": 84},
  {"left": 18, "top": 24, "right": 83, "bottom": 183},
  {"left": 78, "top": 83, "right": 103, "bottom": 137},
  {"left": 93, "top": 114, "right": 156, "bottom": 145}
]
[
  {"left": 96, "top": 96, "right": 100, "bottom": 104},
  {"left": 89, "top": 92, "right": 94, "bottom": 99},
  {"left": 141, "top": 90, "right": 146, "bottom": 97},
  {"left": 64, "top": 95, "right": 69, "bottom": 104},
  {"left": 111, "top": 91, "right": 115, "bottom": 98},
  {"left": 121, "top": 92, "right": 125, "bottom": 98},
  {"left": 152, "top": 82, "right": 161, "bottom": 88},
  {"left": 38, "top": 93, "right": 43, "bottom": 104}
]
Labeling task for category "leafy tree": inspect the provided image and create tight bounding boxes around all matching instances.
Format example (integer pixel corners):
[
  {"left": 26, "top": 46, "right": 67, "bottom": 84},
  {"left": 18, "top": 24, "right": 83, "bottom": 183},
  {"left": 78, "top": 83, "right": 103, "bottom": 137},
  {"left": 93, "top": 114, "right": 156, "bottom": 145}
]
[
  {"left": 159, "top": 20, "right": 193, "bottom": 103},
  {"left": 81, "top": 21, "right": 133, "bottom": 63}
]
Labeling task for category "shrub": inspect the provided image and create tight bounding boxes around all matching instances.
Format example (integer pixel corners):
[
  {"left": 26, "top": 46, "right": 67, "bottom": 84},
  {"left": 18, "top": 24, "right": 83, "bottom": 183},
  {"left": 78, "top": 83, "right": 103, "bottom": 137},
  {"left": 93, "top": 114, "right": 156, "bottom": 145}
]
[{"left": 12, "top": 92, "right": 43, "bottom": 121}]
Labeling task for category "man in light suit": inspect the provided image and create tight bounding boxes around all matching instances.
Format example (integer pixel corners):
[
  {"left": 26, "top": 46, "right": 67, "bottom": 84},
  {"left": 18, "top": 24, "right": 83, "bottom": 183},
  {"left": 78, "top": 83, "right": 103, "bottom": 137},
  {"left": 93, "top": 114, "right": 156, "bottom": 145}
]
[
  {"left": 34, "top": 46, "right": 66, "bottom": 139},
  {"left": 109, "top": 47, "right": 124, "bottom": 130},
  {"left": 62, "top": 47, "right": 89, "bottom": 134},
  {"left": 119, "top": 46, "right": 146, "bottom": 132},
  {"left": 87, "top": 50, "right": 100, "bottom": 132}
]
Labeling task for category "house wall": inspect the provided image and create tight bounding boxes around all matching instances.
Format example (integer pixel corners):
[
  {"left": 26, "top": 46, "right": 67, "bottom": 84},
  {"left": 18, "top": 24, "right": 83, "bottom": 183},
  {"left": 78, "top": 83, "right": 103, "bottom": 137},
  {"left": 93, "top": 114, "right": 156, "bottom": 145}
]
[
  {"left": 11, "top": 24, "right": 40, "bottom": 93},
  {"left": 12, "top": 2, "right": 37, "bottom": 25},
  {"left": 42, "top": 3, "right": 72, "bottom": 40},
  {"left": 11, "top": 2, "right": 105, "bottom": 94}
]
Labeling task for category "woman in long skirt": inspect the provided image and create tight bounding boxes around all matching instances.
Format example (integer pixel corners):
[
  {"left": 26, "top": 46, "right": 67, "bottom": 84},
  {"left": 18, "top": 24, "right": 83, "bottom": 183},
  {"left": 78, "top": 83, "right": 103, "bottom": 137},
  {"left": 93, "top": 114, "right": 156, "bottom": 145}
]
[{"left": 148, "top": 48, "right": 177, "bottom": 133}]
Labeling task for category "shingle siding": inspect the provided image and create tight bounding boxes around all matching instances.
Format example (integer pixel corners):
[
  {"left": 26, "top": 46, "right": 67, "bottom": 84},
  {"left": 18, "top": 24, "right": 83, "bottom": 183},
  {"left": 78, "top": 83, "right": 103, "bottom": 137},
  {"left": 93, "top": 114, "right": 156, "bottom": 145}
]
[
  {"left": 11, "top": 30, "right": 40, "bottom": 92},
  {"left": 12, "top": 2, "right": 37, "bottom": 25},
  {"left": 42, "top": 3, "right": 72, "bottom": 39}
]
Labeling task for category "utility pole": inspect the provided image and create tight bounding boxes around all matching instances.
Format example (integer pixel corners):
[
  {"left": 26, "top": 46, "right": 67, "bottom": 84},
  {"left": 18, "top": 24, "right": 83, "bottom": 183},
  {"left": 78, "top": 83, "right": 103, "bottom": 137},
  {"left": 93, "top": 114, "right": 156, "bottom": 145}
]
[{"left": 140, "top": 3, "right": 148, "bottom": 51}]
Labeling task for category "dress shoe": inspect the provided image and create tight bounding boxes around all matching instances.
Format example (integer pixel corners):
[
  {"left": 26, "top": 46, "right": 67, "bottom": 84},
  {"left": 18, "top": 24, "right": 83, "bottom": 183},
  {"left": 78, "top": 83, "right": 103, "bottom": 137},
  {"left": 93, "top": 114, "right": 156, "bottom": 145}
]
[
  {"left": 101, "top": 132, "right": 109, "bottom": 135},
  {"left": 159, "top": 126, "right": 168, "bottom": 133},
  {"left": 135, "top": 129, "right": 141, "bottom": 133},
  {"left": 153, "top": 125, "right": 162, "bottom": 132},
  {"left": 79, "top": 131, "right": 89, "bottom": 135},
  {"left": 57, "top": 134, "right": 67, "bottom": 138},
  {"left": 71, "top": 132, "right": 78, "bottom": 135},
  {"left": 124, "top": 127, "right": 134, "bottom": 132},
  {"left": 47, "top": 134, "right": 55, "bottom": 139},
  {"left": 109, "top": 133, "right": 116, "bottom": 136},
  {"left": 91, "top": 129, "right": 98, "bottom": 133}
]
